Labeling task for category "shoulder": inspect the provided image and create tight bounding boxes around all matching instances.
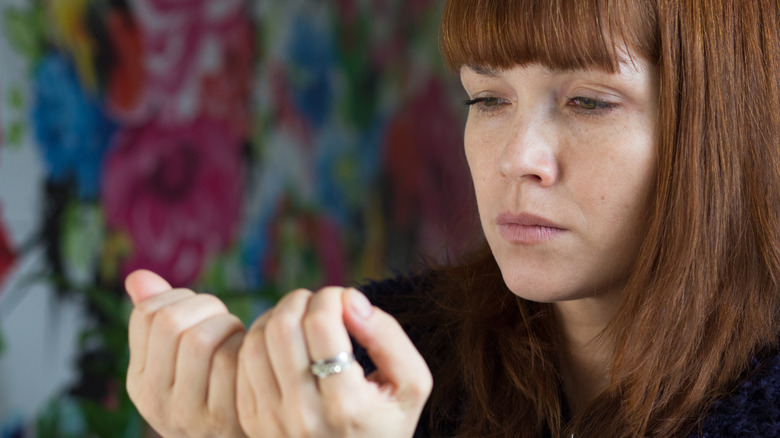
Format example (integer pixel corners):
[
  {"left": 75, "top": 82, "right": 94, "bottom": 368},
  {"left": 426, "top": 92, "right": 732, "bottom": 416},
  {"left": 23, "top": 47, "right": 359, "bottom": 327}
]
[{"left": 691, "top": 342, "right": 780, "bottom": 437}]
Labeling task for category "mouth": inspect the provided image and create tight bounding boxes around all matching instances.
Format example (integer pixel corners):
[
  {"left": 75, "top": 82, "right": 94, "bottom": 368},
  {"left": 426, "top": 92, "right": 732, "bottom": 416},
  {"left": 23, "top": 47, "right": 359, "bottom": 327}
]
[{"left": 496, "top": 212, "right": 567, "bottom": 245}]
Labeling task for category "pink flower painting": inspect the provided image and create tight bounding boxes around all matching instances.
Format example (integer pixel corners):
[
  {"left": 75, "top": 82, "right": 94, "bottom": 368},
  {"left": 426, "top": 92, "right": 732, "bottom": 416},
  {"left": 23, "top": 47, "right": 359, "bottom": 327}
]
[
  {"left": 127, "top": 0, "right": 253, "bottom": 131},
  {"left": 102, "top": 116, "right": 245, "bottom": 286}
]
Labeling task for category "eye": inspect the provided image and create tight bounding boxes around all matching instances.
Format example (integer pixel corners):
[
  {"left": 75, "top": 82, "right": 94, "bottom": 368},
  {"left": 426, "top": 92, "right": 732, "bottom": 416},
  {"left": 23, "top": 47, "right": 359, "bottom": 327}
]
[
  {"left": 568, "top": 97, "right": 616, "bottom": 113},
  {"left": 464, "top": 97, "right": 509, "bottom": 114}
]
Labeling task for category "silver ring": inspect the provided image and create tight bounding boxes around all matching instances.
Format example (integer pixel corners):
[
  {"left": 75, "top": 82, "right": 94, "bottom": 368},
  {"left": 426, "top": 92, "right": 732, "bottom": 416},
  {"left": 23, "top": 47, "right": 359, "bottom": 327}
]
[{"left": 309, "top": 352, "right": 357, "bottom": 378}]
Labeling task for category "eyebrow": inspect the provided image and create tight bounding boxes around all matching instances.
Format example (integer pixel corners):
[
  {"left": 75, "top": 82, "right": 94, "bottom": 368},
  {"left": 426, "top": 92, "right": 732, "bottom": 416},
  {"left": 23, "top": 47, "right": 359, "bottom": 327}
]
[{"left": 467, "top": 64, "right": 501, "bottom": 77}]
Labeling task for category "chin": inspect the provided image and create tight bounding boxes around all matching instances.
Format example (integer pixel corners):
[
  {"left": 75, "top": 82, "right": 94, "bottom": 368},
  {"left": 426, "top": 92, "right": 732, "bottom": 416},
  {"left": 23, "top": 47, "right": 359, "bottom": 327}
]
[
  {"left": 500, "top": 271, "right": 595, "bottom": 303},
  {"left": 503, "top": 278, "right": 570, "bottom": 303}
]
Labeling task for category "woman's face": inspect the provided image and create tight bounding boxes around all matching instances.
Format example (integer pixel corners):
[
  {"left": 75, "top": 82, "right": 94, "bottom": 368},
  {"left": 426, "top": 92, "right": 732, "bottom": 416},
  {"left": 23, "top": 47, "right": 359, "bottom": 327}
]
[{"left": 462, "top": 57, "right": 658, "bottom": 303}]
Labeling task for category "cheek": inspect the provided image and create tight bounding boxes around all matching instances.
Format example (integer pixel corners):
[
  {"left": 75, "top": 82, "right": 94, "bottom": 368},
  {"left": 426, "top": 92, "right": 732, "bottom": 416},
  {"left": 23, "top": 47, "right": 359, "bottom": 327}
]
[
  {"left": 464, "top": 115, "right": 507, "bottom": 170},
  {"left": 464, "top": 137, "right": 498, "bottom": 228},
  {"left": 596, "top": 163, "right": 651, "bottom": 209},
  {"left": 569, "top": 131, "right": 656, "bottom": 225},
  {"left": 463, "top": 120, "right": 481, "bottom": 170},
  {"left": 591, "top": 149, "right": 656, "bottom": 235},
  {"left": 464, "top": 126, "right": 493, "bottom": 189}
]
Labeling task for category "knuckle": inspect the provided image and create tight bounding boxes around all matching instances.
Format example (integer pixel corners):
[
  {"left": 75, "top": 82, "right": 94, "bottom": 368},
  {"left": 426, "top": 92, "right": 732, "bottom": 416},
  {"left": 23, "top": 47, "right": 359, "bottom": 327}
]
[
  {"left": 315, "top": 286, "right": 345, "bottom": 297},
  {"left": 180, "top": 327, "right": 216, "bottom": 356},
  {"left": 153, "top": 305, "right": 188, "bottom": 333},
  {"left": 303, "top": 308, "right": 332, "bottom": 334},
  {"left": 278, "top": 288, "right": 312, "bottom": 308},
  {"left": 266, "top": 309, "right": 302, "bottom": 339},
  {"left": 194, "top": 293, "right": 228, "bottom": 312},
  {"left": 288, "top": 288, "right": 314, "bottom": 299}
]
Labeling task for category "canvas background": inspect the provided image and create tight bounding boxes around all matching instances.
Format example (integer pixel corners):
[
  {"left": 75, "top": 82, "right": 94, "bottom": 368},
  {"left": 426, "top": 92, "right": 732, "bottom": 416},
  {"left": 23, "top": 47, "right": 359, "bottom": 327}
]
[{"left": 0, "top": 1, "right": 475, "bottom": 436}]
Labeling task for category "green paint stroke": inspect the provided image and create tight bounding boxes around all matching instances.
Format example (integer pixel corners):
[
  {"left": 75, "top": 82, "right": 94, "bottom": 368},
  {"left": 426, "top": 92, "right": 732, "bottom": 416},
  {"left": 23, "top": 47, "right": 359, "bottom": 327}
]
[{"left": 2, "top": 1, "right": 47, "bottom": 65}]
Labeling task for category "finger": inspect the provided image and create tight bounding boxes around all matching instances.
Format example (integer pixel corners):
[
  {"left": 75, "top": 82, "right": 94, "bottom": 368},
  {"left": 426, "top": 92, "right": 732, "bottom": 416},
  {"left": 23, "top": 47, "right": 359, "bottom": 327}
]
[
  {"left": 238, "top": 309, "right": 280, "bottom": 417},
  {"left": 207, "top": 329, "right": 244, "bottom": 416},
  {"left": 342, "top": 288, "right": 432, "bottom": 408},
  {"left": 173, "top": 313, "right": 245, "bottom": 417},
  {"left": 125, "top": 270, "right": 173, "bottom": 305},
  {"left": 264, "top": 289, "right": 318, "bottom": 403},
  {"left": 145, "top": 294, "right": 230, "bottom": 390},
  {"left": 127, "top": 288, "right": 195, "bottom": 376},
  {"left": 208, "top": 329, "right": 248, "bottom": 437},
  {"left": 303, "top": 287, "right": 365, "bottom": 392}
]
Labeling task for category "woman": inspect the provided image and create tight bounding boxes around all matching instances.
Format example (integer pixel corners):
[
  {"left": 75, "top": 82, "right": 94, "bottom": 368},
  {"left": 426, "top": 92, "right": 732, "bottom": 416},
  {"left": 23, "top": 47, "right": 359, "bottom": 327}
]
[{"left": 125, "top": 0, "right": 780, "bottom": 436}]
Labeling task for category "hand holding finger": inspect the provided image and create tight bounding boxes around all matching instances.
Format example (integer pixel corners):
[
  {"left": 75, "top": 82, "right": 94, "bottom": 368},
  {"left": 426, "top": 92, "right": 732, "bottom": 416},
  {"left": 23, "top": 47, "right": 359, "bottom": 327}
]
[
  {"left": 238, "top": 286, "right": 431, "bottom": 438},
  {"left": 342, "top": 288, "right": 432, "bottom": 412}
]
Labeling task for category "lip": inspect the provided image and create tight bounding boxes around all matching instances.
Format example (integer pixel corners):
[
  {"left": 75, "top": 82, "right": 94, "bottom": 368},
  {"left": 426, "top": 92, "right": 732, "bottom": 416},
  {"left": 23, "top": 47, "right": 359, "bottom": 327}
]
[{"left": 496, "top": 212, "right": 567, "bottom": 245}]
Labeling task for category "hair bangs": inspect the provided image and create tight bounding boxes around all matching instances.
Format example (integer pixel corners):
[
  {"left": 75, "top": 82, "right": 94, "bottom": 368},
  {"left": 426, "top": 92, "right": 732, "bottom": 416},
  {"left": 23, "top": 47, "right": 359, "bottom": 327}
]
[{"left": 440, "top": 0, "right": 658, "bottom": 73}]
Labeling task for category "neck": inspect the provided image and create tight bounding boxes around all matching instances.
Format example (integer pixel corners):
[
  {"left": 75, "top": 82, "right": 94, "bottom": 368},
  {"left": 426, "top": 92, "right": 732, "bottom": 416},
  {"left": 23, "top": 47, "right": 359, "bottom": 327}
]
[{"left": 553, "top": 293, "right": 620, "bottom": 415}]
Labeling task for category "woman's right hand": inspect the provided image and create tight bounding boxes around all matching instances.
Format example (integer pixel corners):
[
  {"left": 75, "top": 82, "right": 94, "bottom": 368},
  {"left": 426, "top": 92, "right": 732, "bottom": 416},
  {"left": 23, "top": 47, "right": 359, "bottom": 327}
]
[
  {"left": 125, "top": 270, "right": 247, "bottom": 438},
  {"left": 236, "top": 286, "right": 432, "bottom": 438}
]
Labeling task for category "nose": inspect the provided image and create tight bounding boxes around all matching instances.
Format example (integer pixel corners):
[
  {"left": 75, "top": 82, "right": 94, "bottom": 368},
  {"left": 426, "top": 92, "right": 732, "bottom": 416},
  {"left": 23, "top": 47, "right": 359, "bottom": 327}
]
[{"left": 498, "top": 115, "right": 559, "bottom": 187}]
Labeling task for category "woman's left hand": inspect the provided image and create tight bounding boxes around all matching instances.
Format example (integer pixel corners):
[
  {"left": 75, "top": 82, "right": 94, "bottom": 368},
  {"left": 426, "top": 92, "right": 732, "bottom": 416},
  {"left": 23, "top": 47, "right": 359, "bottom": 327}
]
[{"left": 236, "top": 286, "right": 432, "bottom": 438}]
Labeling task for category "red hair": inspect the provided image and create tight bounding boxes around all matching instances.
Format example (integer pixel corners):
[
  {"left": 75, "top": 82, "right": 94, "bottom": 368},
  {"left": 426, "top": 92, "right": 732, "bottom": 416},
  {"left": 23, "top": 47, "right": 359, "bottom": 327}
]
[{"left": 408, "top": 0, "right": 780, "bottom": 436}]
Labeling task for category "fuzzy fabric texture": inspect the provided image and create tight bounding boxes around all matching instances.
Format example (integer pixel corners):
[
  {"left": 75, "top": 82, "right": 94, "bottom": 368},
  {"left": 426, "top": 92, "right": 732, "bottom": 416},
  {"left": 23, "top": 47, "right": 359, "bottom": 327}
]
[
  {"left": 690, "top": 350, "right": 780, "bottom": 437},
  {"left": 357, "top": 276, "right": 780, "bottom": 437}
]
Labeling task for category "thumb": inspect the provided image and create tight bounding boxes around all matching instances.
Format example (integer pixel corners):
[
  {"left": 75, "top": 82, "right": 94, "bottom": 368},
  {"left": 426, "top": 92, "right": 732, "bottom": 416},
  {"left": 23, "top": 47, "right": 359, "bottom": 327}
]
[
  {"left": 124, "top": 269, "right": 173, "bottom": 305},
  {"left": 342, "top": 289, "right": 432, "bottom": 406}
]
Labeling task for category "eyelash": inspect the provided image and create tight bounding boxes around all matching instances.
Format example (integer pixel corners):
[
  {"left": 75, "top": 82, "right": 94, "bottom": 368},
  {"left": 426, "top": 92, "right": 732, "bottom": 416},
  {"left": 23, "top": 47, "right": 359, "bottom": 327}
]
[
  {"left": 463, "top": 97, "right": 507, "bottom": 114},
  {"left": 464, "top": 96, "right": 617, "bottom": 116}
]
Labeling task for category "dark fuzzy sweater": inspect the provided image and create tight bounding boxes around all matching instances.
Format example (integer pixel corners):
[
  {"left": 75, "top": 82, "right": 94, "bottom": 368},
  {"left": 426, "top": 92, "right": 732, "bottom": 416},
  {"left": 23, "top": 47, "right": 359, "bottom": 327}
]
[
  {"left": 356, "top": 276, "right": 780, "bottom": 438},
  {"left": 688, "top": 351, "right": 780, "bottom": 437}
]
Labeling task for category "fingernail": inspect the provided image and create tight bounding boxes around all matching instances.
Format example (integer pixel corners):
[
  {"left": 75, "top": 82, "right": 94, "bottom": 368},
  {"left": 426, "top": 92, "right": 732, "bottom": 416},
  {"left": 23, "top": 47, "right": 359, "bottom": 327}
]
[{"left": 348, "top": 289, "right": 373, "bottom": 319}]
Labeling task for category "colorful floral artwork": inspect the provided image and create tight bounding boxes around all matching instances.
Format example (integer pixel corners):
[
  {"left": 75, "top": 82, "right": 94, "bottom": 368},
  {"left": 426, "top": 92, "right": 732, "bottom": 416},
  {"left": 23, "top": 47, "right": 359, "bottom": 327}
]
[
  {"left": 103, "top": 116, "right": 246, "bottom": 286},
  {"left": 0, "top": 0, "right": 473, "bottom": 435}
]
